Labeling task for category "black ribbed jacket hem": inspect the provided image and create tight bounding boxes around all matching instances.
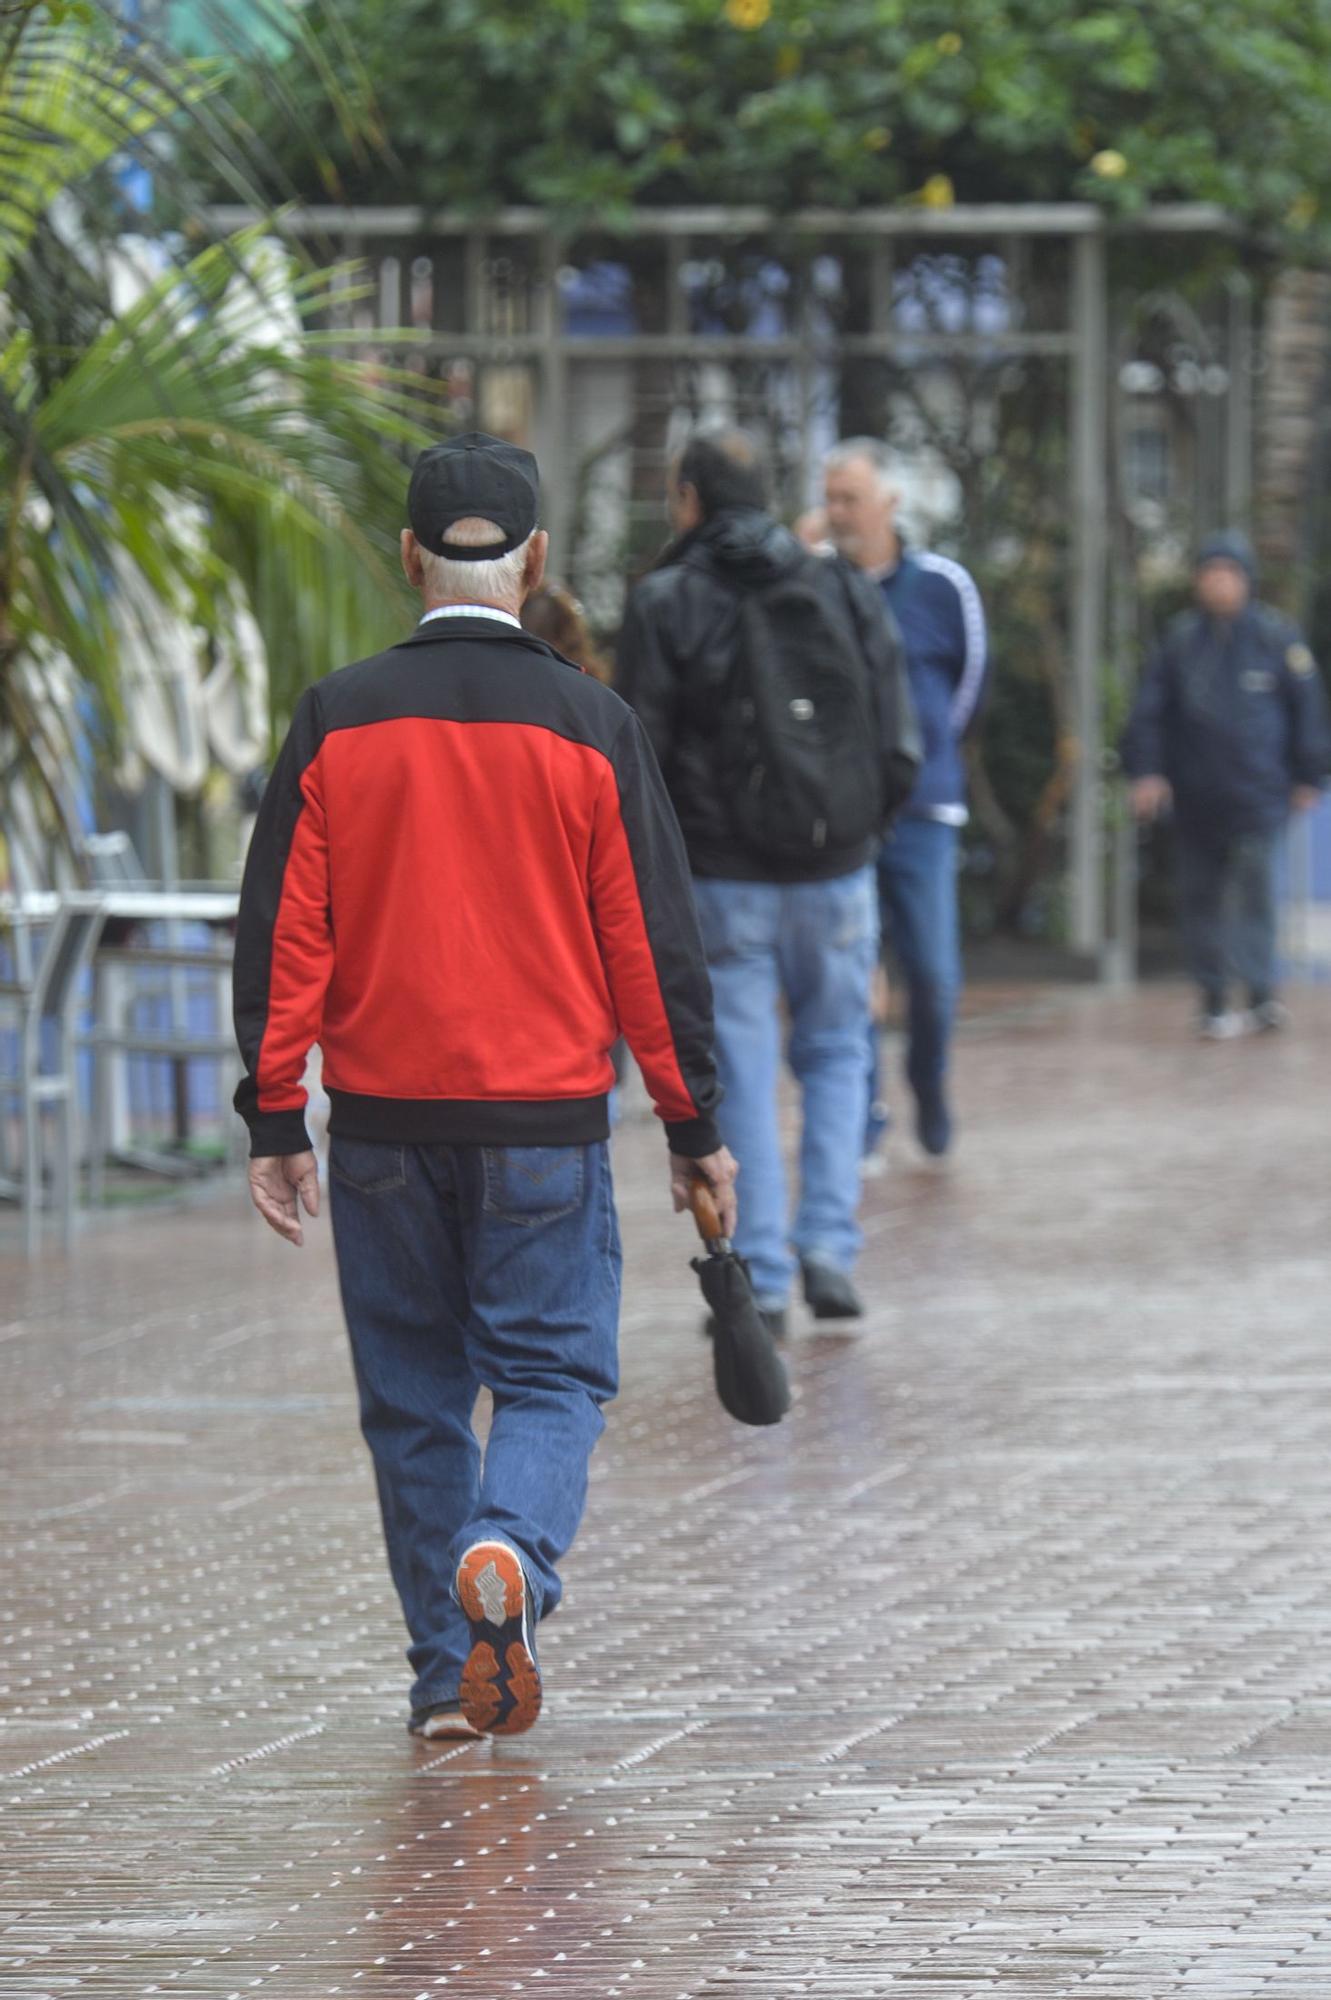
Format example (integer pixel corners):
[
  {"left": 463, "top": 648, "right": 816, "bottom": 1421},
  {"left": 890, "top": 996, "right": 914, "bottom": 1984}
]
[{"left": 327, "top": 1088, "right": 612, "bottom": 1147}]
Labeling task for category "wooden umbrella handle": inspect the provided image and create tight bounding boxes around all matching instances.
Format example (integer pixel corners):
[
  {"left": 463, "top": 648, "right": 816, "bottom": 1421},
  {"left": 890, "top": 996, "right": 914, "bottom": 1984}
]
[{"left": 687, "top": 1174, "right": 726, "bottom": 1245}]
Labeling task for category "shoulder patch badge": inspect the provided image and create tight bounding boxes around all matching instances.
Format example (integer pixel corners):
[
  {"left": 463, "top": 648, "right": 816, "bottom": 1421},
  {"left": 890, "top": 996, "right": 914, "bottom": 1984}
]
[{"left": 1287, "top": 642, "right": 1315, "bottom": 677}]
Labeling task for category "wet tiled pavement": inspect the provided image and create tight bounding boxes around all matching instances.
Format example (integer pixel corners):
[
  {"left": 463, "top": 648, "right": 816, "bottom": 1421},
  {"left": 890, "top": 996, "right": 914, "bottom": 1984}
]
[{"left": 4, "top": 984, "right": 1331, "bottom": 1999}]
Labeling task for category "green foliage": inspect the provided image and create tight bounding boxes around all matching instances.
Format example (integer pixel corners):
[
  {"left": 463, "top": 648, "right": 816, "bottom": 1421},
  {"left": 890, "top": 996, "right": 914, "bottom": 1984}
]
[
  {"left": 0, "top": 5, "right": 438, "bottom": 844},
  {"left": 240, "top": 0, "right": 1331, "bottom": 240}
]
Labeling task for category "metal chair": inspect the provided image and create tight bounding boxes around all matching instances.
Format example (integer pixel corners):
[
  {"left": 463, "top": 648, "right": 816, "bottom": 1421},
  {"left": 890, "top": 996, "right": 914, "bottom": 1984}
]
[
  {"left": 0, "top": 897, "right": 105, "bottom": 1254},
  {"left": 83, "top": 929, "right": 242, "bottom": 1201},
  {"left": 83, "top": 830, "right": 150, "bottom": 889}
]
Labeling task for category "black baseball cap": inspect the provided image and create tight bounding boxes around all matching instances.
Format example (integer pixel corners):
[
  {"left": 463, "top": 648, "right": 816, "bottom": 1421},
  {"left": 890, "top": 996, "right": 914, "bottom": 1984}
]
[{"left": 407, "top": 432, "right": 540, "bottom": 560}]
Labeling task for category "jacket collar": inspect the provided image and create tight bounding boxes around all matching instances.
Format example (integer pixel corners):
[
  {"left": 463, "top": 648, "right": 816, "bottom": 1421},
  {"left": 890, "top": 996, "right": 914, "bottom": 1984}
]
[{"left": 393, "top": 616, "right": 580, "bottom": 671}]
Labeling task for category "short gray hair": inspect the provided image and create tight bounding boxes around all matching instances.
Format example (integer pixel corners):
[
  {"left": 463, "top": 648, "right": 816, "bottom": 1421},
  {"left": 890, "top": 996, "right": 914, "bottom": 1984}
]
[
  {"left": 825, "top": 437, "right": 896, "bottom": 496},
  {"left": 419, "top": 516, "right": 534, "bottom": 603}
]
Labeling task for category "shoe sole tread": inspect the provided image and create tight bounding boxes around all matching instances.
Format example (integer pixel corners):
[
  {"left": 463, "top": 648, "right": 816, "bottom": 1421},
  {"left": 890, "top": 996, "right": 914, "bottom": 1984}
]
[{"left": 456, "top": 1541, "right": 542, "bottom": 1738}]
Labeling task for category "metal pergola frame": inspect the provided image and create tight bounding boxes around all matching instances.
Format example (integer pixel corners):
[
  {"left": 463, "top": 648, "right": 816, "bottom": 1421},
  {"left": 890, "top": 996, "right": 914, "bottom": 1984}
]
[{"left": 210, "top": 199, "right": 1246, "bottom": 972}]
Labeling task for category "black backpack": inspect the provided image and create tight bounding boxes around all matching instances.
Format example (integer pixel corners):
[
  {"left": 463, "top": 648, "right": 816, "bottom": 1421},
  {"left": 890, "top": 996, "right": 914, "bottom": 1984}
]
[{"left": 717, "top": 560, "right": 886, "bottom": 866}]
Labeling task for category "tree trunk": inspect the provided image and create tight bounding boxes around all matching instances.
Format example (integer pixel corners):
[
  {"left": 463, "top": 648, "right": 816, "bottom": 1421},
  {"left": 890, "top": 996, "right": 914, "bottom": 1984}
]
[{"left": 1254, "top": 267, "right": 1331, "bottom": 612}]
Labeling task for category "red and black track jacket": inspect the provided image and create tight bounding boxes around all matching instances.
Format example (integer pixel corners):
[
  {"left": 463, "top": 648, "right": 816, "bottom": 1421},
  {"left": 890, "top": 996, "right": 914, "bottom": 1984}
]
[{"left": 232, "top": 615, "right": 722, "bottom": 1159}]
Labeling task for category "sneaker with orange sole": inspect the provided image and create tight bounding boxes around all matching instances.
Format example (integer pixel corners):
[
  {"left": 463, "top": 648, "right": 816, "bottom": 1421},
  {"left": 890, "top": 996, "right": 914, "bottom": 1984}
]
[{"left": 456, "top": 1540, "right": 542, "bottom": 1737}]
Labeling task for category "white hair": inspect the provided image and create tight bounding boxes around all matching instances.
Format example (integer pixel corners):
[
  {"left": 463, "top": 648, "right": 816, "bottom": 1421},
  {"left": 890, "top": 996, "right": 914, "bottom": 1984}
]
[
  {"left": 825, "top": 437, "right": 896, "bottom": 497},
  {"left": 419, "top": 516, "right": 534, "bottom": 604}
]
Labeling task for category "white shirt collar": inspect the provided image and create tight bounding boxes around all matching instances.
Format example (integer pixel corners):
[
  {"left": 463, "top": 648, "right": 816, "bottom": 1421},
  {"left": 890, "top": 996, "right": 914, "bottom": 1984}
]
[{"left": 419, "top": 604, "right": 522, "bottom": 631}]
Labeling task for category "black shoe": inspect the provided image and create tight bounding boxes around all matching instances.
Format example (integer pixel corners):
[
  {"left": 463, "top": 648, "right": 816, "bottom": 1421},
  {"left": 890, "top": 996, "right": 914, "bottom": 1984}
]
[
  {"left": 800, "top": 1260, "right": 864, "bottom": 1320},
  {"left": 1249, "top": 999, "right": 1289, "bottom": 1033},
  {"left": 703, "top": 1307, "right": 787, "bottom": 1343},
  {"left": 914, "top": 1089, "right": 952, "bottom": 1157}
]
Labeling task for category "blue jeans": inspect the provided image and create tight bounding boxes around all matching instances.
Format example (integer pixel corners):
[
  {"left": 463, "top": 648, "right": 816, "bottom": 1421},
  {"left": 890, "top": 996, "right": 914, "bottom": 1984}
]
[
  {"left": 329, "top": 1136, "right": 621, "bottom": 1714},
  {"left": 876, "top": 817, "right": 961, "bottom": 1105},
  {"left": 692, "top": 868, "right": 878, "bottom": 1307}
]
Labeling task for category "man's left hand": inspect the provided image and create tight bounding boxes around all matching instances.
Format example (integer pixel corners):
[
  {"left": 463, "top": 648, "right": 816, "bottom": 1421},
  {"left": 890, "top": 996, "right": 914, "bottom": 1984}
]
[
  {"left": 1292, "top": 785, "right": 1323, "bottom": 813},
  {"left": 248, "top": 1151, "right": 320, "bottom": 1247},
  {"left": 670, "top": 1145, "right": 739, "bottom": 1241}
]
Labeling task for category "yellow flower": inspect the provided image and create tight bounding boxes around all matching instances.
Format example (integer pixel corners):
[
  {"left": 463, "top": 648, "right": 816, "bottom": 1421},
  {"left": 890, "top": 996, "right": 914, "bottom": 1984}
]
[
  {"left": 936, "top": 31, "right": 963, "bottom": 54},
  {"left": 863, "top": 125, "right": 892, "bottom": 151},
  {"left": 921, "top": 172, "right": 955, "bottom": 207},
  {"left": 1090, "top": 149, "right": 1128, "bottom": 179},
  {"left": 725, "top": 0, "right": 771, "bottom": 28}
]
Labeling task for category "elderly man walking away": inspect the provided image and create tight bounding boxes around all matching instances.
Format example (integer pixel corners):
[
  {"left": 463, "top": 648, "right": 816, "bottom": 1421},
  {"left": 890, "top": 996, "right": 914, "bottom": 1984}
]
[
  {"left": 822, "top": 439, "right": 988, "bottom": 1160},
  {"left": 233, "top": 433, "right": 734, "bottom": 1743},
  {"left": 617, "top": 430, "right": 917, "bottom": 1330},
  {"left": 1121, "top": 530, "right": 1331, "bottom": 1037}
]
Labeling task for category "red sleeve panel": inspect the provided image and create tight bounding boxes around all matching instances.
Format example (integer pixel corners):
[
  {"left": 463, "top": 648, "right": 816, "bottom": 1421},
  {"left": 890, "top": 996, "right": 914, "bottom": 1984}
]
[
  {"left": 233, "top": 689, "right": 333, "bottom": 1157},
  {"left": 590, "top": 712, "right": 722, "bottom": 1157}
]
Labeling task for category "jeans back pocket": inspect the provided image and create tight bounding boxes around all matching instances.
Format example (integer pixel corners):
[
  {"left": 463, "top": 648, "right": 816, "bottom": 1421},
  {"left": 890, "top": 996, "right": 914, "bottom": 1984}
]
[
  {"left": 482, "top": 1145, "right": 586, "bottom": 1227},
  {"left": 329, "top": 1137, "right": 407, "bottom": 1195}
]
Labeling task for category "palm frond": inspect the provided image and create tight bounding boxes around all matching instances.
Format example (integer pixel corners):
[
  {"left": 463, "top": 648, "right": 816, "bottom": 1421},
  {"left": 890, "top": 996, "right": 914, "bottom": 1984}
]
[
  {"left": 0, "top": 29, "right": 211, "bottom": 288},
  {"left": 0, "top": 6, "right": 445, "bottom": 850}
]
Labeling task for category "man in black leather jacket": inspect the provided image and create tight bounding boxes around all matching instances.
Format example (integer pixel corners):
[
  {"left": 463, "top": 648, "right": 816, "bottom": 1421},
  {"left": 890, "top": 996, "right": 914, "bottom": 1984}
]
[{"left": 617, "top": 430, "right": 917, "bottom": 1330}]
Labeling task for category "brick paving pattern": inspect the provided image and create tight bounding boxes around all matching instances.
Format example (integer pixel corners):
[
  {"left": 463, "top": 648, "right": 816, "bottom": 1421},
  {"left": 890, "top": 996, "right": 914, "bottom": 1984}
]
[{"left": 3, "top": 984, "right": 1331, "bottom": 1998}]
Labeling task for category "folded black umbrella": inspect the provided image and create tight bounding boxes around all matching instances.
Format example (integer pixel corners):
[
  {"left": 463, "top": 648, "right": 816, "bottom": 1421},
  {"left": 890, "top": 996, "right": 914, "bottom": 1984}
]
[{"left": 689, "top": 1180, "right": 791, "bottom": 1428}]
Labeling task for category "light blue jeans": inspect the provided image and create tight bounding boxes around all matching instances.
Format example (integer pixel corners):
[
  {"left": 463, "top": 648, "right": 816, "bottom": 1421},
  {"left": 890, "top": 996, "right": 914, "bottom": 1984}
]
[
  {"left": 692, "top": 868, "right": 878, "bottom": 1308},
  {"left": 329, "top": 1136, "right": 621, "bottom": 1714},
  {"left": 877, "top": 816, "right": 962, "bottom": 1105}
]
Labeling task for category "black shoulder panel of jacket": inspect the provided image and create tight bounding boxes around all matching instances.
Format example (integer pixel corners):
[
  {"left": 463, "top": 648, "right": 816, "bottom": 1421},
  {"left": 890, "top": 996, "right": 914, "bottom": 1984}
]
[{"left": 313, "top": 623, "right": 629, "bottom": 748}]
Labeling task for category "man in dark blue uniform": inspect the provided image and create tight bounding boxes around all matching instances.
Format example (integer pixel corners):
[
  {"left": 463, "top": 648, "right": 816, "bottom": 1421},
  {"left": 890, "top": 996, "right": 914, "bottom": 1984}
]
[
  {"left": 1122, "top": 531, "right": 1331, "bottom": 1036},
  {"left": 822, "top": 439, "right": 988, "bottom": 1157}
]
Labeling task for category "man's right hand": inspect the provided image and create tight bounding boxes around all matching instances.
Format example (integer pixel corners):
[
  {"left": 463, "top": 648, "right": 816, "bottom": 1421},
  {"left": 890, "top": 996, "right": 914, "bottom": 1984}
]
[
  {"left": 670, "top": 1145, "right": 739, "bottom": 1240},
  {"left": 248, "top": 1150, "right": 320, "bottom": 1247},
  {"left": 1130, "top": 775, "right": 1172, "bottom": 822}
]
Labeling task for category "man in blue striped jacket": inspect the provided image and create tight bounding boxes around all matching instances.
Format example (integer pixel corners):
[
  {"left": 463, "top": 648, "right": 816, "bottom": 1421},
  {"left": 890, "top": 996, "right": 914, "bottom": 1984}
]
[{"left": 823, "top": 439, "right": 988, "bottom": 1159}]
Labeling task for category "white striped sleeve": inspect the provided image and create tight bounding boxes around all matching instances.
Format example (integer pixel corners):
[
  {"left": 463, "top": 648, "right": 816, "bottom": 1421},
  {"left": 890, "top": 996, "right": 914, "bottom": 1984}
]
[{"left": 919, "top": 551, "right": 988, "bottom": 734}]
